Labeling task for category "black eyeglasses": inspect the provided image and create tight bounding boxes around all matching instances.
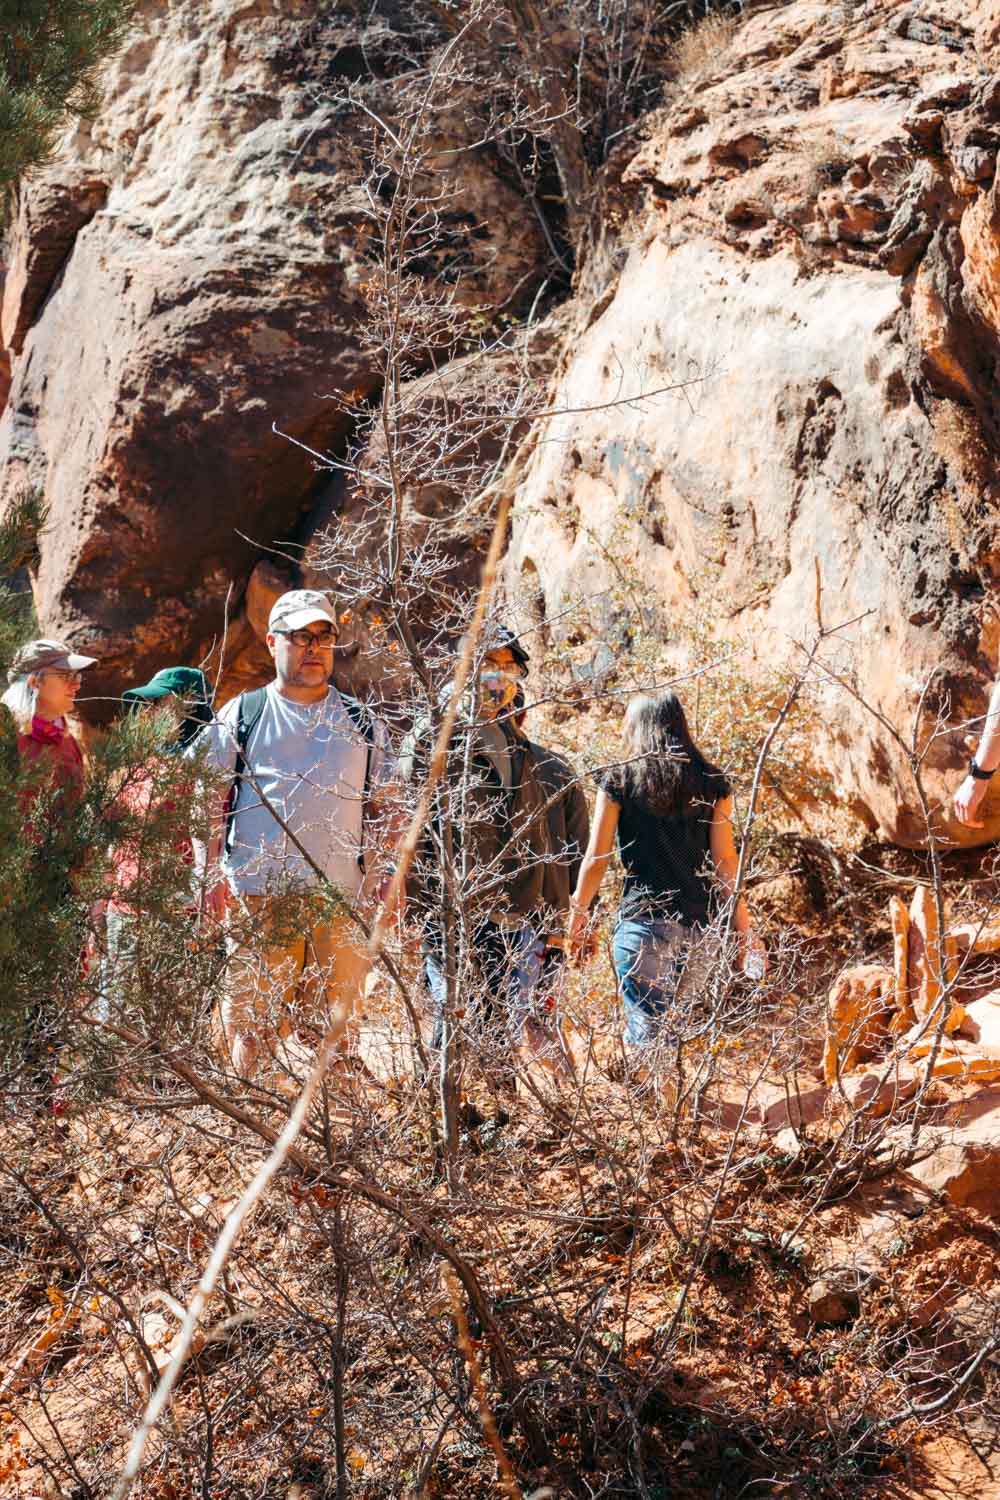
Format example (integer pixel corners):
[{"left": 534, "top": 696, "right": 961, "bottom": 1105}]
[{"left": 276, "top": 628, "right": 337, "bottom": 650}]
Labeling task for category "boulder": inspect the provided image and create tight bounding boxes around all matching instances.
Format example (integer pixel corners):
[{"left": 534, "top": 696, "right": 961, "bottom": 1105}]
[
  {"left": 844, "top": 1060, "right": 929, "bottom": 1119},
  {"left": 807, "top": 1273, "right": 860, "bottom": 1326},
  {"left": 889, "top": 895, "right": 914, "bottom": 1030},
  {"left": 879, "top": 886, "right": 965, "bottom": 1034},
  {"left": 823, "top": 964, "right": 894, "bottom": 1086},
  {"left": 244, "top": 559, "right": 296, "bottom": 646},
  {"left": 908, "top": 886, "right": 943, "bottom": 1023},
  {"left": 901, "top": 1029, "right": 1000, "bottom": 1082},
  {"left": 0, "top": 0, "right": 544, "bottom": 713},
  {"left": 955, "top": 994, "right": 1000, "bottom": 1055},
  {"left": 949, "top": 918, "right": 1000, "bottom": 955},
  {"left": 1, "top": 168, "right": 109, "bottom": 355},
  {"left": 890, "top": 1089, "right": 1000, "bottom": 1217}
]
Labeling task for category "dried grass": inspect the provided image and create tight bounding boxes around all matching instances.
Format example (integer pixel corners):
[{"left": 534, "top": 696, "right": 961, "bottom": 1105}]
[{"left": 671, "top": 10, "right": 741, "bottom": 84}]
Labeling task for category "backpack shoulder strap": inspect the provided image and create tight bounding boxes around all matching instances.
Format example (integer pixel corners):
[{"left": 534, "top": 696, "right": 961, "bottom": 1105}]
[
  {"left": 340, "top": 691, "right": 375, "bottom": 739},
  {"left": 339, "top": 692, "right": 377, "bottom": 872},
  {"left": 339, "top": 692, "right": 376, "bottom": 779},
  {"left": 237, "top": 686, "right": 269, "bottom": 755},
  {"left": 225, "top": 687, "right": 268, "bottom": 854}
]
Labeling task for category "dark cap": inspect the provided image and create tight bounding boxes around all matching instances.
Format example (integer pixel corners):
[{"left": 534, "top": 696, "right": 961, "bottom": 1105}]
[
  {"left": 122, "top": 667, "right": 213, "bottom": 751},
  {"left": 484, "top": 625, "right": 530, "bottom": 674},
  {"left": 122, "top": 667, "right": 211, "bottom": 707}
]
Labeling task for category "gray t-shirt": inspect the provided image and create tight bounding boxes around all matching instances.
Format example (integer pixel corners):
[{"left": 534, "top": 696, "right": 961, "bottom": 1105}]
[{"left": 190, "top": 683, "right": 395, "bottom": 899}]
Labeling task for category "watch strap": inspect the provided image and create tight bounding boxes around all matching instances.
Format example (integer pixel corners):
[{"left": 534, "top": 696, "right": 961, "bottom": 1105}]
[{"left": 969, "top": 758, "right": 996, "bottom": 781}]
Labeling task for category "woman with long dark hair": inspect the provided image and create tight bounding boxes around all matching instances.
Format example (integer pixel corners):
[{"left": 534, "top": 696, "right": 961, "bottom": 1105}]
[{"left": 567, "top": 690, "right": 764, "bottom": 1051}]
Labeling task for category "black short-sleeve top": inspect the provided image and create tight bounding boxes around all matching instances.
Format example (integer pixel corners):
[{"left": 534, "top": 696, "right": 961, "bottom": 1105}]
[{"left": 598, "top": 767, "right": 731, "bottom": 926}]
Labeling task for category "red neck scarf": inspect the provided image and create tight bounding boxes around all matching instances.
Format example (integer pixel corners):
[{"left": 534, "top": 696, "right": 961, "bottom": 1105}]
[{"left": 30, "top": 714, "right": 66, "bottom": 745}]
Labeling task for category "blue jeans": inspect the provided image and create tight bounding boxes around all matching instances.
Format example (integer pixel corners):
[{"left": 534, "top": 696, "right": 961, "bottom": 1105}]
[
  {"left": 613, "top": 916, "right": 715, "bottom": 1050},
  {"left": 424, "top": 920, "right": 556, "bottom": 1050}
]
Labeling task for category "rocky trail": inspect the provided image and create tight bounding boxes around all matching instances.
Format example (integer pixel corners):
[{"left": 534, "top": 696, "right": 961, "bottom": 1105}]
[{"left": 1, "top": 843, "right": 999, "bottom": 1498}]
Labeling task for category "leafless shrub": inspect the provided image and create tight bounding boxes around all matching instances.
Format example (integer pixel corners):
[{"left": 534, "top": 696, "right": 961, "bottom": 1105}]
[
  {"left": 797, "top": 132, "right": 855, "bottom": 199},
  {"left": 1, "top": 8, "right": 997, "bottom": 1498}
]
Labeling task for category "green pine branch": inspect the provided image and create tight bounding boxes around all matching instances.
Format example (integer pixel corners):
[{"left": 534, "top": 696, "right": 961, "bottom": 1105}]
[{"left": 0, "top": 0, "right": 136, "bottom": 194}]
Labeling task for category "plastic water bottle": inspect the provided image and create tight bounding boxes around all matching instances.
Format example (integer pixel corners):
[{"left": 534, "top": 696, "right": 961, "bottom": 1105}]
[{"left": 743, "top": 948, "right": 765, "bottom": 983}]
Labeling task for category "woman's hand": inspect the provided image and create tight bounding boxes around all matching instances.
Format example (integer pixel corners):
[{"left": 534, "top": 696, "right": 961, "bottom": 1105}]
[
  {"left": 566, "top": 903, "right": 594, "bottom": 964},
  {"left": 954, "top": 773, "right": 988, "bottom": 829}
]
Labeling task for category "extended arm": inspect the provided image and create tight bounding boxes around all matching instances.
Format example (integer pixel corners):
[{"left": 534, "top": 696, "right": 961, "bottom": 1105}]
[
  {"left": 954, "top": 677, "right": 1000, "bottom": 828},
  {"left": 183, "top": 705, "right": 239, "bottom": 921},
  {"left": 710, "top": 795, "right": 764, "bottom": 970},
  {"left": 566, "top": 789, "right": 620, "bottom": 961}
]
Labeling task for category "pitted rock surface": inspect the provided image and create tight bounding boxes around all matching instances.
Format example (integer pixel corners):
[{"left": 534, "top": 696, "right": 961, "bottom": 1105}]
[
  {"left": 505, "top": 0, "right": 1000, "bottom": 845},
  {"left": 0, "top": 0, "right": 543, "bottom": 709},
  {"left": 7, "top": 0, "right": 1000, "bottom": 813}
]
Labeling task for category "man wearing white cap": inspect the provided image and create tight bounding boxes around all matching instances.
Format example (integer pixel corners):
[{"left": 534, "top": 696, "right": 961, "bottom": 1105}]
[{"left": 189, "top": 590, "right": 398, "bottom": 1077}]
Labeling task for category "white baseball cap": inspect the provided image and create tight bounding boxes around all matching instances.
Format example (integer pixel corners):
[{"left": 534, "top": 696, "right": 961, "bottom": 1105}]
[{"left": 267, "top": 589, "right": 337, "bottom": 633}]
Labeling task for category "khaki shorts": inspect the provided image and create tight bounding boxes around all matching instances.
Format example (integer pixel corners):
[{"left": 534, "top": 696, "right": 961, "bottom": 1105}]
[{"left": 221, "top": 893, "right": 370, "bottom": 1074}]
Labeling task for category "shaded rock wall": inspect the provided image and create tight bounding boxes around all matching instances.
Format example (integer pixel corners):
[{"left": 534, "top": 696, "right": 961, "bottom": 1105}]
[{"left": 0, "top": 0, "right": 543, "bottom": 710}]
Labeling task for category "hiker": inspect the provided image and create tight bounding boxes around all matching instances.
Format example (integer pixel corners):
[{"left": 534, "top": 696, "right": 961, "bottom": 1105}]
[
  {"left": 1, "top": 638, "right": 98, "bottom": 1104},
  {"left": 567, "top": 690, "right": 764, "bottom": 1054},
  {"left": 402, "top": 626, "right": 589, "bottom": 1087},
  {"left": 1, "top": 637, "right": 96, "bottom": 807},
  {"left": 953, "top": 674, "right": 1000, "bottom": 828},
  {"left": 99, "top": 667, "right": 216, "bottom": 1016},
  {"left": 187, "top": 590, "right": 398, "bottom": 1077}
]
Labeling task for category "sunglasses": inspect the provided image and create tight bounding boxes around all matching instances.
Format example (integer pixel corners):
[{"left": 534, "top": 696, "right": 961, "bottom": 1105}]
[{"left": 276, "top": 628, "right": 337, "bottom": 650}]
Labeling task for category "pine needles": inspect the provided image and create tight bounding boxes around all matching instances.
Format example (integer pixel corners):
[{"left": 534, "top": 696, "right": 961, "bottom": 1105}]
[{"left": 0, "top": 0, "right": 135, "bottom": 196}]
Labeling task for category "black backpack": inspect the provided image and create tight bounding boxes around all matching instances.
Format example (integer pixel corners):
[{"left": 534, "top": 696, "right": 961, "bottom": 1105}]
[{"left": 224, "top": 686, "right": 376, "bottom": 869}]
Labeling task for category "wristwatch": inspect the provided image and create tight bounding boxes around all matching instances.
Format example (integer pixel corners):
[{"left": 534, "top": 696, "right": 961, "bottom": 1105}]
[{"left": 969, "top": 758, "right": 996, "bottom": 781}]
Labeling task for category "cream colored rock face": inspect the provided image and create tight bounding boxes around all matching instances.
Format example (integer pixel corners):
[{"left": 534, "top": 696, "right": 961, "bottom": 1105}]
[
  {"left": 503, "top": 0, "right": 1000, "bottom": 848},
  {"left": 506, "top": 234, "right": 955, "bottom": 842}
]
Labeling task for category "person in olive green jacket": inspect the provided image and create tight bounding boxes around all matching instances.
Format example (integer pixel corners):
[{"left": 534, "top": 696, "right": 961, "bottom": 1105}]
[{"left": 401, "top": 627, "right": 588, "bottom": 1075}]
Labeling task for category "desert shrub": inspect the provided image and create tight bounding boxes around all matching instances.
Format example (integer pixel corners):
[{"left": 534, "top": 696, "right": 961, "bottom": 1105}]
[{"left": 670, "top": 9, "right": 742, "bottom": 82}]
